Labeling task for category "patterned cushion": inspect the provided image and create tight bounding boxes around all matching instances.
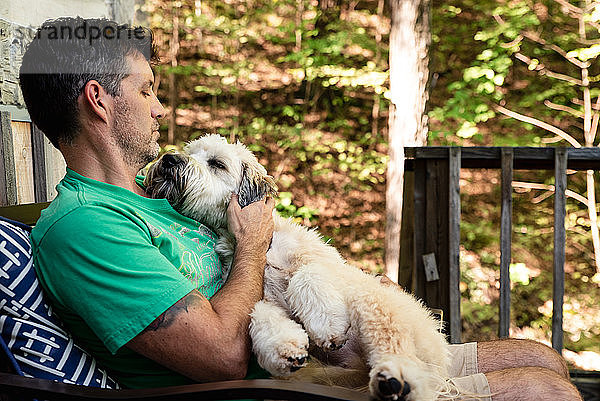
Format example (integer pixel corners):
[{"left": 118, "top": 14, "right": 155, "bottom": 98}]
[{"left": 0, "top": 217, "right": 120, "bottom": 388}]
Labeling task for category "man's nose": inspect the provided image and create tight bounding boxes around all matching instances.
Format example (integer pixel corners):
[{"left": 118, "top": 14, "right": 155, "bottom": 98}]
[{"left": 152, "top": 97, "right": 166, "bottom": 119}]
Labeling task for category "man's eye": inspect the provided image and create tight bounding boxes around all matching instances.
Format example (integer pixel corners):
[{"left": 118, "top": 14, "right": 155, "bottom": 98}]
[{"left": 142, "top": 91, "right": 151, "bottom": 97}]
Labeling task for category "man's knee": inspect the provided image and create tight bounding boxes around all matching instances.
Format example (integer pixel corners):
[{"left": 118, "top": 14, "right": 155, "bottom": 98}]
[
  {"left": 487, "top": 367, "right": 582, "bottom": 401},
  {"left": 515, "top": 338, "right": 569, "bottom": 378},
  {"left": 477, "top": 338, "right": 569, "bottom": 378}
]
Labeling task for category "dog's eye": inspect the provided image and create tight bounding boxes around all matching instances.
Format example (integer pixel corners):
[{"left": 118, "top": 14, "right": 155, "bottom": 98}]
[{"left": 208, "top": 158, "right": 227, "bottom": 171}]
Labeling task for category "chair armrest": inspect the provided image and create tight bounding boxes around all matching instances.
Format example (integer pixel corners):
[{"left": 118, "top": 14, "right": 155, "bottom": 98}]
[
  {"left": 0, "top": 373, "right": 371, "bottom": 401},
  {"left": 0, "top": 202, "right": 50, "bottom": 225}
]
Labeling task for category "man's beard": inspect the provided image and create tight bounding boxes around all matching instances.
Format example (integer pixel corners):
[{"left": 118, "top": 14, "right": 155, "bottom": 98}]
[{"left": 111, "top": 97, "right": 160, "bottom": 169}]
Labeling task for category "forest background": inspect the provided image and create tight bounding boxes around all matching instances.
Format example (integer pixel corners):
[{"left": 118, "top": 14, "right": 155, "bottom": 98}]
[{"left": 141, "top": 0, "right": 600, "bottom": 371}]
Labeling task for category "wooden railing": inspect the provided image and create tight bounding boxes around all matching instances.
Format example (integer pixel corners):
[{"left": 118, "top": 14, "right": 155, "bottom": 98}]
[
  {"left": 0, "top": 111, "right": 65, "bottom": 206},
  {"left": 401, "top": 147, "right": 600, "bottom": 352}
]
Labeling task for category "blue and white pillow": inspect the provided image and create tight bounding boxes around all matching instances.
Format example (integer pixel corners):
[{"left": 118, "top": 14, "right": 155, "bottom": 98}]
[{"left": 0, "top": 217, "right": 119, "bottom": 388}]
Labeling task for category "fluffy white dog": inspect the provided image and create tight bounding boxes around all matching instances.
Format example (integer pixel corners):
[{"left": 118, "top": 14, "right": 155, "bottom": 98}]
[{"left": 144, "top": 134, "right": 452, "bottom": 401}]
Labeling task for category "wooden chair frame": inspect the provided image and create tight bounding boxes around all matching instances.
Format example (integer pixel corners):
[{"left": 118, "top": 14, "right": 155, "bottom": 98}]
[{"left": 0, "top": 373, "right": 369, "bottom": 401}]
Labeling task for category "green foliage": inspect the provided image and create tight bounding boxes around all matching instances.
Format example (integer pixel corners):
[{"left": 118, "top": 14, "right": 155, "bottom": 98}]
[
  {"left": 276, "top": 192, "right": 319, "bottom": 222},
  {"left": 429, "top": 0, "right": 600, "bottom": 146},
  {"left": 269, "top": 129, "right": 386, "bottom": 190}
]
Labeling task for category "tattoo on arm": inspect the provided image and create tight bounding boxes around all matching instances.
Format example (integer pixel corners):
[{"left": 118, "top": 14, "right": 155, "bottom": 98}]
[{"left": 144, "top": 292, "right": 203, "bottom": 332}]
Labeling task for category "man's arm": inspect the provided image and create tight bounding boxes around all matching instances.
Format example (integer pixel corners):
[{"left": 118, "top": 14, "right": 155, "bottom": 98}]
[{"left": 126, "top": 194, "right": 275, "bottom": 382}]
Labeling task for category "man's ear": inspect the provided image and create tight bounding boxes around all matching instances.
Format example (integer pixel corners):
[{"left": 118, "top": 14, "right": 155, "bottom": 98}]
[{"left": 80, "top": 80, "right": 112, "bottom": 124}]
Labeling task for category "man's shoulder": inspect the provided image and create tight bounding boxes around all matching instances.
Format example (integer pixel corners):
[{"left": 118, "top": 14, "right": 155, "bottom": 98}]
[
  {"left": 30, "top": 194, "right": 140, "bottom": 249},
  {"left": 31, "top": 189, "right": 81, "bottom": 242}
]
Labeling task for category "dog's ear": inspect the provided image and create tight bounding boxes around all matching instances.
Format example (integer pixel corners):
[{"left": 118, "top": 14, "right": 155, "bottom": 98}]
[{"left": 238, "top": 162, "right": 278, "bottom": 208}]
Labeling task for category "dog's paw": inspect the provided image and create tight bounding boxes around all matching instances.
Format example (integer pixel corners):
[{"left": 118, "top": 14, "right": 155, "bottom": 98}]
[
  {"left": 369, "top": 356, "right": 442, "bottom": 401},
  {"left": 372, "top": 371, "right": 411, "bottom": 401},
  {"left": 250, "top": 300, "right": 311, "bottom": 376},
  {"left": 279, "top": 342, "right": 309, "bottom": 373},
  {"left": 285, "top": 263, "right": 351, "bottom": 351},
  {"left": 310, "top": 327, "right": 349, "bottom": 351},
  {"left": 260, "top": 340, "right": 309, "bottom": 376}
]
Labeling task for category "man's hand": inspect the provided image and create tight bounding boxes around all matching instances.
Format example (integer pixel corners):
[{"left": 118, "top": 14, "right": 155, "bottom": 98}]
[{"left": 227, "top": 193, "right": 275, "bottom": 263}]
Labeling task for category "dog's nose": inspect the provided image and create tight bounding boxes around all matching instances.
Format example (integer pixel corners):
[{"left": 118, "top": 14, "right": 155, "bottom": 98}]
[{"left": 162, "top": 153, "right": 184, "bottom": 168}]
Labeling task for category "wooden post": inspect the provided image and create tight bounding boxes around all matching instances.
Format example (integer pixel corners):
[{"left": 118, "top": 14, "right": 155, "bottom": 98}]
[
  {"left": 31, "top": 124, "right": 48, "bottom": 203},
  {"left": 398, "top": 170, "right": 415, "bottom": 290},
  {"left": 43, "top": 136, "right": 66, "bottom": 201},
  {"left": 405, "top": 146, "right": 600, "bottom": 351},
  {"left": 499, "top": 148, "right": 513, "bottom": 338},
  {"left": 424, "top": 159, "right": 445, "bottom": 309},
  {"left": 11, "top": 121, "right": 35, "bottom": 204},
  {"left": 448, "top": 147, "right": 461, "bottom": 343},
  {"left": 553, "top": 148, "right": 567, "bottom": 353},
  {"left": 413, "top": 158, "right": 427, "bottom": 300},
  {"left": 0, "top": 114, "right": 63, "bottom": 206},
  {"left": 413, "top": 152, "right": 456, "bottom": 340},
  {"left": 0, "top": 111, "right": 17, "bottom": 206}
]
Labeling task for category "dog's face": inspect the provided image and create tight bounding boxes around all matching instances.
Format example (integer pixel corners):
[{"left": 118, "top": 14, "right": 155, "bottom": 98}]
[{"left": 144, "top": 134, "right": 277, "bottom": 230}]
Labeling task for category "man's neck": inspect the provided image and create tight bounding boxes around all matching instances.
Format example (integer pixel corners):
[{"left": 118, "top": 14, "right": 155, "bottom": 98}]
[{"left": 61, "top": 141, "right": 147, "bottom": 197}]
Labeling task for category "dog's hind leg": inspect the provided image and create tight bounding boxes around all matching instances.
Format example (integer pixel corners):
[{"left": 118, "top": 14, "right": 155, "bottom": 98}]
[
  {"left": 349, "top": 291, "right": 446, "bottom": 401},
  {"left": 249, "top": 299, "right": 309, "bottom": 376},
  {"left": 285, "top": 263, "right": 351, "bottom": 351}
]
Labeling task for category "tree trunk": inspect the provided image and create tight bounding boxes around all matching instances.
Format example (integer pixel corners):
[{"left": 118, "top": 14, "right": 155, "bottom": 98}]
[
  {"left": 385, "top": 0, "right": 430, "bottom": 282},
  {"left": 168, "top": 4, "right": 180, "bottom": 145},
  {"left": 295, "top": 0, "right": 304, "bottom": 52},
  {"left": 371, "top": 0, "right": 384, "bottom": 137}
]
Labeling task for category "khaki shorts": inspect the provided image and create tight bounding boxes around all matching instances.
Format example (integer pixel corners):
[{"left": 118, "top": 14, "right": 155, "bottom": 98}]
[{"left": 446, "top": 342, "right": 492, "bottom": 400}]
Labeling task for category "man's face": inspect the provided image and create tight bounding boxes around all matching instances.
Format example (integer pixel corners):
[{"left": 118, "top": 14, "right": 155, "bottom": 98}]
[{"left": 110, "top": 53, "right": 165, "bottom": 168}]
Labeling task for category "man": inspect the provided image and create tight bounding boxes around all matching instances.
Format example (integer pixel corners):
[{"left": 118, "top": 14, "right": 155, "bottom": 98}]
[
  {"left": 19, "top": 17, "right": 581, "bottom": 400},
  {"left": 20, "top": 17, "right": 274, "bottom": 388}
]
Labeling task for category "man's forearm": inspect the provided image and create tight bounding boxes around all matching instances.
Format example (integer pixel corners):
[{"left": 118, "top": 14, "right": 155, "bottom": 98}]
[
  {"left": 210, "top": 193, "right": 273, "bottom": 337},
  {"left": 210, "top": 243, "right": 266, "bottom": 343},
  {"left": 128, "top": 247, "right": 266, "bottom": 383}
]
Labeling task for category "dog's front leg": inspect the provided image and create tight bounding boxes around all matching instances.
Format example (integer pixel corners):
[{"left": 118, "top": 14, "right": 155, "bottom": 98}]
[
  {"left": 249, "top": 299, "right": 309, "bottom": 376},
  {"left": 285, "top": 263, "right": 350, "bottom": 351}
]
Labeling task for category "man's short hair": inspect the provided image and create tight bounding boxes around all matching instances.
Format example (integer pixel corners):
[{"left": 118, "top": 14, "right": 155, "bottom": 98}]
[{"left": 19, "top": 17, "right": 159, "bottom": 149}]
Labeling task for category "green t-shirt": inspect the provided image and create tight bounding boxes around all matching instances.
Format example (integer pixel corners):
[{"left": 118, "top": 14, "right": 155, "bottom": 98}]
[{"left": 30, "top": 168, "right": 267, "bottom": 389}]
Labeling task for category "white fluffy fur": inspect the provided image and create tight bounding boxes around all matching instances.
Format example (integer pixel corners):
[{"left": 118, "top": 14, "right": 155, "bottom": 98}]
[{"left": 145, "top": 134, "right": 453, "bottom": 401}]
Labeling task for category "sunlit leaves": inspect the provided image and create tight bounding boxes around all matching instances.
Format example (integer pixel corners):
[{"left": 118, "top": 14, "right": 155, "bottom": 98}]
[
  {"left": 457, "top": 121, "right": 479, "bottom": 138},
  {"left": 510, "top": 263, "right": 531, "bottom": 286},
  {"left": 288, "top": 63, "right": 388, "bottom": 93},
  {"left": 567, "top": 44, "right": 600, "bottom": 62},
  {"left": 276, "top": 192, "right": 319, "bottom": 222}
]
